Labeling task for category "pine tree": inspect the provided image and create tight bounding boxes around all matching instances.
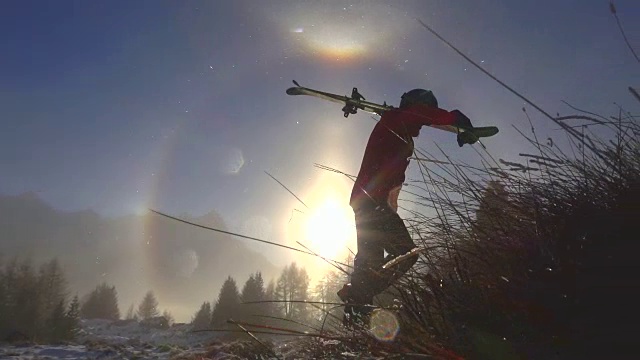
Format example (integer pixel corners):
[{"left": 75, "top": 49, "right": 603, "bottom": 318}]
[
  {"left": 264, "top": 279, "right": 278, "bottom": 318},
  {"left": 80, "top": 283, "right": 120, "bottom": 320},
  {"left": 313, "top": 270, "right": 344, "bottom": 314},
  {"left": 38, "top": 260, "right": 67, "bottom": 318},
  {"left": 63, "top": 295, "right": 81, "bottom": 340},
  {"left": 240, "top": 272, "right": 266, "bottom": 322},
  {"left": 241, "top": 272, "right": 265, "bottom": 302},
  {"left": 14, "top": 259, "right": 41, "bottom": 340},
  {"left": 0, "top": 258, "right": 75, "bottom": 341},
  {"left": 137, "top": 291, "right": 160, "bottom": 320},
  {"left": 37, "top": 258, "right": 68, "bottom": 340},
  {"left": 275, "top": 263, "right": 310, "bottom": 321},
  {"left": 211, "top": 276, "right": 241, "bottom": 327},
  {"left": 47, "top": 299, "right": 67, "bottom": 342},
  {"left": 191, "top": 301, "right": 212, "bottom": 330}
]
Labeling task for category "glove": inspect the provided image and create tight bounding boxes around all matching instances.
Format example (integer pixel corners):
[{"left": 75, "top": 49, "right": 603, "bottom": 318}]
[
  {"left": 457, "top": 131, "right": 478, "bottom": 147},
  {"left": 451, "top": 110, "right": 476, "bottom": 147},
  {"left": 451, "top": 110, "right": 473, "bottom": 130}
]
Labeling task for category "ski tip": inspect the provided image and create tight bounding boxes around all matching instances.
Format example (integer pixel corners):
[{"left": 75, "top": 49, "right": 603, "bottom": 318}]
[
  {"left": 482, "top": 126, "right": 499, "bottom": 136},
  {"left": 286, "top": 87, "right": 303, "bottom": 95}
]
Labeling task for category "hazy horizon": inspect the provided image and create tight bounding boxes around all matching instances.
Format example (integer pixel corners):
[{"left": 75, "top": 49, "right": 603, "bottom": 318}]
[{"left": 0, "top": 191, "right": 288, "bottom": 322}]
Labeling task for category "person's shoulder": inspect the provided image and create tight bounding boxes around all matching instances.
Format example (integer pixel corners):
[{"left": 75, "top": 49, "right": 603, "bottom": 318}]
[
  {"left": 376, "top": 109, "right": 405, "bottom": 133},
  {"left": 380, "top": 107, "right": 403, "bottom": 121},
  {"left": 400, "top": 103, "right": 445, "bottom": 113}
]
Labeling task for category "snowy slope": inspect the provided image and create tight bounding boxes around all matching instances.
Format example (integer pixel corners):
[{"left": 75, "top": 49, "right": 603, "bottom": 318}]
[
  {"left": 0, "top": 319, "right": 216, "bottom": 360},
  {"left": 0, "top": 319, "right": 384, "bottom": 359}
]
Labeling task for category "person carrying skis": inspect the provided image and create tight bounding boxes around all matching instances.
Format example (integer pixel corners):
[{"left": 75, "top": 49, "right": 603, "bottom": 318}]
[{"left": 337, "top": 88, "right": 477, "bottom": 325}]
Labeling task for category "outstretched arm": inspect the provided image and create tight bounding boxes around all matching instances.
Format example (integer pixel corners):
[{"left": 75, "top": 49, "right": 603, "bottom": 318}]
[{"left": 399, "top": 103, "right": 472, "bottom": 129}]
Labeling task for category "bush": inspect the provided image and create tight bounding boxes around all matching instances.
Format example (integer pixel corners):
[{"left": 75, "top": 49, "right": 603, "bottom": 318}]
[{"left": 391, "top": 106, "right": 638, "bottom": 358}]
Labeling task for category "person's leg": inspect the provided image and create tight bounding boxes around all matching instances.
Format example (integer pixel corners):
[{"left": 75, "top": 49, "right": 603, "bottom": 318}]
[
  {"left": 383, "top": 207, "right": 416, "bottom": 257},
  {"left": 339, "top": 208, "right": 387, "bottom": 326},
  {"left": 346, "top": 208, "right": 386, "bottom": 305},
  {"left": 369, "top": 208, "right": 417, "bottom": 294}
]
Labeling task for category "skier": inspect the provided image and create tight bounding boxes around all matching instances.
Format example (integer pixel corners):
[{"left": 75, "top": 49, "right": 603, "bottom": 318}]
[{"left": 337, "top": 88, "right": 476, "bottom": 326}]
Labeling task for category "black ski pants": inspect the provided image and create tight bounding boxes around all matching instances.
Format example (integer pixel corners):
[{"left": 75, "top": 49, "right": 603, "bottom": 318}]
[{"left": 349, "top": 204, "right": 417, "bottom": 304}]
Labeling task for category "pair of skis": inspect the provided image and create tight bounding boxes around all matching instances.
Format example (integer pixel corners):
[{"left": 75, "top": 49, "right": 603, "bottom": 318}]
[{"left": 286, "top": 80, "right": 499, "bottom": 142}]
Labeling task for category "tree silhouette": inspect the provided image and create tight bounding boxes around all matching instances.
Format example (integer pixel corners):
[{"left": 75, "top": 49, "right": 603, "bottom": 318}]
[
  {"left": 0, "top": 257, "right": 75, "bottom": 341},
  {"left": 136, "top": 291, "right": 160, "bottom": 320},
  {"left": 313, "top": 270, "right": 344, "bottom": 314},
  {"left": 275, "top": 262, "right": 310, "bottom": 321},
  {"left": 211, "top": 276, "right": 241, "bottom": 327},
  {"left": 13, "top": 259, "right": 41, "bottom": 339},
  {"left": 241, "top": 272, "right": 265, "bottom": 303},
  {"left": 64, "top": 295, "right": 81, "bottom": 340},
  {"left": 80, "top": 283, "right": 120, "bottom": 320},
  {"left": 240, "top": 272, "right": 266, "bottom": 323},
  {"left": 38, "top": 258, "right": 67, "bottom": 336},
  {"left": 263, "top": 279, "right": 277, "bottom": 318},
  {"left": 191, "top": 301, "right": 212, "bottom": 330},
  {"left": 47, "top": 299, "right": 67, "bottom": 342}
]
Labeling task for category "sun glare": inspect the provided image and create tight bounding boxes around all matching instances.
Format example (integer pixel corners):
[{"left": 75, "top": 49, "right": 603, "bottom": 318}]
[
  {"left": 304, "top": 197, "right": 355, "bottom": 259},
  {"left": 308, "top": 39, "right": 367, "bottom": 61}
]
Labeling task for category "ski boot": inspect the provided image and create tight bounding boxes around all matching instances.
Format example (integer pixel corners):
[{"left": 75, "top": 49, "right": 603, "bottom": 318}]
[{"left": 337, "top": 283, "right": 373, "bottom": 328}]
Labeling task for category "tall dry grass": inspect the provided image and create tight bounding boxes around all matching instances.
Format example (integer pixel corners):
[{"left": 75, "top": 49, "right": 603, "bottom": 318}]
[{"left": 388, "top": 102, "right": 639, "bottom": 359}]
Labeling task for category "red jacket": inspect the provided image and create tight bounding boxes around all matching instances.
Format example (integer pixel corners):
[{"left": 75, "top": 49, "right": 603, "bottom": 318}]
[{"left": 350, "top": 104, "right": 458, "bottom": 209}]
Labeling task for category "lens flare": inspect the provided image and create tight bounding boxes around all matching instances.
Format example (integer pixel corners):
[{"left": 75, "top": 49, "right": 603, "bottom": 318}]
[
  {"left": 176, "top": 248, "right": 199, "bottom": 278},
  {"left": 369, "top": 309, "right": 400, "bottom": 342},
  {"left": 224, "top": 147, "right": 244, "bottom": 174}
]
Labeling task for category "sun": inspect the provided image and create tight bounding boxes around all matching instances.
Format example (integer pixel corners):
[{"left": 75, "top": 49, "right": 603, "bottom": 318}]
[{"left": 304, "top": 197, "right": 355, "bottom": 259}]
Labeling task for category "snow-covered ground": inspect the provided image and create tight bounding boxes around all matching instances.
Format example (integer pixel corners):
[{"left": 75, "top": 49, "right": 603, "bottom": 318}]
[
  {"left": 0, "top": 319, "right": 218, "bottom": 359},
  {"left": 0, "top": 320, "right": 378, "bottom": 359}
]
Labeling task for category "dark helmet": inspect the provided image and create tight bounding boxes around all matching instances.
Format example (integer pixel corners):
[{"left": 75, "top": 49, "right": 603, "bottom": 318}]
[{"left": 400, "top": 89, "right": 438, "bottom": 108}]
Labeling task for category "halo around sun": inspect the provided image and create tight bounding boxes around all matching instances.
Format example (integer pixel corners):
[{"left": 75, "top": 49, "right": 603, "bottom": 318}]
[{"left": 264, "top": 2, "right": 409, "bottom": 62}]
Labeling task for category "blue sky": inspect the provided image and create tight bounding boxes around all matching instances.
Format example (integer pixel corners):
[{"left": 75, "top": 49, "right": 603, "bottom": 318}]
[{"left": 1, "top": 0, "right": 638, "bottom": 265}]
